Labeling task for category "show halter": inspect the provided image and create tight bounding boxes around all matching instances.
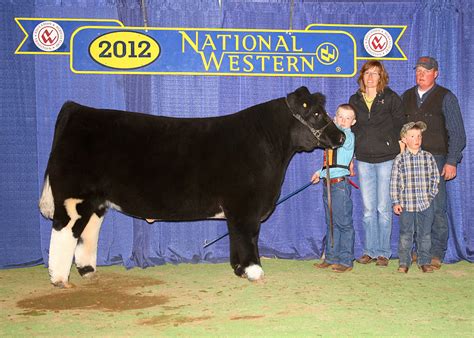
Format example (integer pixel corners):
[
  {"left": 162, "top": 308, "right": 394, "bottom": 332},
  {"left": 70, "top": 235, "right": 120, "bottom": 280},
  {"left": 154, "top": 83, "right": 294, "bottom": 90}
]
[{"left": 285, "top": 97, "right": 332, "bottom": 142}]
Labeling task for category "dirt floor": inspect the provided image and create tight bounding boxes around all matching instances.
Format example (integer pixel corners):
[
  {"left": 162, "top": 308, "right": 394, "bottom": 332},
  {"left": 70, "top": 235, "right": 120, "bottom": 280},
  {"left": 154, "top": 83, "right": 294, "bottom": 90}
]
[{"left": 1, "top": 258, "right": 473, "bottom": 336}]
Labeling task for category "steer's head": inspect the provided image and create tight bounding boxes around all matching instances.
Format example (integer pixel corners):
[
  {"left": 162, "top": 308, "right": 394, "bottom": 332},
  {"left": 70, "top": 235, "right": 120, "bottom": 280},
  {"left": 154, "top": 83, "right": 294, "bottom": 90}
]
[{"left": 286, "top": 86, "right": 345, "bottom": 150}]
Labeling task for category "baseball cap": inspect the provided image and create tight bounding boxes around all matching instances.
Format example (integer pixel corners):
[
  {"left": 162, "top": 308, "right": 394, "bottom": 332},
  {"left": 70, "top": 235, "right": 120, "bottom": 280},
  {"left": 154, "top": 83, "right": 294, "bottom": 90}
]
[
  {"left": 400, "top": 121, "right": 427, "bottom": 138},
  {"left": 414, "top": 56, "right": 438, "bottom": 70}
]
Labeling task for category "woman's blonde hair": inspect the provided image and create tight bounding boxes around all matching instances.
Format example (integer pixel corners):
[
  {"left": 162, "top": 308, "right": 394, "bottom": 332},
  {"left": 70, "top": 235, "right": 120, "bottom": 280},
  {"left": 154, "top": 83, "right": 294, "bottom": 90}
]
[{"left": 357, "top": 60, "right": 389, "bottom": 93}]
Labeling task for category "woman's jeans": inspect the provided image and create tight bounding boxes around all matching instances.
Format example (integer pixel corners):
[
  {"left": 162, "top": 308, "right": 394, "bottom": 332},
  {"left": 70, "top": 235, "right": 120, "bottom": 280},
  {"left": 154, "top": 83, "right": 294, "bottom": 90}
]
[
  {"left": 399, "top": 204, "right": 434, "bottom": 267},
  {"left": 323, "top": 179, "right": 354, "bottom": 267},
  {"left": 357, "top": 160, "right": 393, "bottom": 259}
]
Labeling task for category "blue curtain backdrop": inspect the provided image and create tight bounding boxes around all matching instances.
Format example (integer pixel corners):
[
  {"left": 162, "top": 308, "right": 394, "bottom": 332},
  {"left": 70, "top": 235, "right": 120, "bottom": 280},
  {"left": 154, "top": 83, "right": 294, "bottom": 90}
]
[{"left": 0, "top": 0, "right": 472, "bottom": 269}]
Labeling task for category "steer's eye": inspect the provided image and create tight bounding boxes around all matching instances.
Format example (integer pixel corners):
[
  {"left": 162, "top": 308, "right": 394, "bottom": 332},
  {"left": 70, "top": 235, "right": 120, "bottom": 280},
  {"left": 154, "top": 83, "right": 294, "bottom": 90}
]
[
  {"left": 303, "top": 103, "right": 307, "bottom": 108},
  {"left": 314, "top": 112, "right": 319, "bottom": 117}
]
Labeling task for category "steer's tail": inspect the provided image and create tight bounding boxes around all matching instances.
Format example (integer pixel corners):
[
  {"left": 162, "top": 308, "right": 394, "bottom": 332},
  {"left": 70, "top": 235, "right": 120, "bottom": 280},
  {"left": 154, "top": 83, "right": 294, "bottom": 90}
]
[
  {"left": 39, "top": 175, "right": 54, "bottom": 219},
  {"left": 39, "top": 101, "right": 78, "bottom": 220}
]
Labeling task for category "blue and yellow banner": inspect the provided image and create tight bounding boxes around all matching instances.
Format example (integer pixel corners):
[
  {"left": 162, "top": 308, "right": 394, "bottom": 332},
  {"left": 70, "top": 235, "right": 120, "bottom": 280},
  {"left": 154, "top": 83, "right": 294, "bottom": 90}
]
[
  {"left": 71, "top": 27, "right": 356, "bottom": 77},
  {"left": 15, "top": 18, "right": 406, "bottom": 77}
]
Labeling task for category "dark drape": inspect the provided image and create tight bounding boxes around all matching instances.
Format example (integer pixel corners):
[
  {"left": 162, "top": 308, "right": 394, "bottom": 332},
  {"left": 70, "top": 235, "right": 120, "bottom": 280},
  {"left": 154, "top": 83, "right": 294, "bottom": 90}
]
[{"left": 1, "top": 0, "right": 472, "bottom": 269}]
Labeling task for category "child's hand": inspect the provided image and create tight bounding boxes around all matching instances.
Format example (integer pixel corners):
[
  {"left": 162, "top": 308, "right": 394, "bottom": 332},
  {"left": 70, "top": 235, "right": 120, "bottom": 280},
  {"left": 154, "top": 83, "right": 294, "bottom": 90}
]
[
  {"left": 349, "top": 160, "right": 356, "bottom": 177},
  {"left": 311, "top": 172, "right": 320, "bottom": 184},
  {"left": 399, "top": 140, "right": 405, "bottom": 153},
  {"left": 393, "top": 204, "right": 403, "bottom": 215}
]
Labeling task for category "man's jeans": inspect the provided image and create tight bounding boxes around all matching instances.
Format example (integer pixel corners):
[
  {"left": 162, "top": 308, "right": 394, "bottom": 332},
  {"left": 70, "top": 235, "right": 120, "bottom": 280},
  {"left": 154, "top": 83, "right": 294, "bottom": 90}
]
[
  {"left": 323, "top": 179, "right": 354, "bottom": 267},
  {"left": 357, "top": 160, "right": 393, "bottom": 259},
  {"left": 432, "top": 155, "right": 448, "bottom": 261},
  {"left": 399, "top": 204, "right": 434, "bottom": 267}
]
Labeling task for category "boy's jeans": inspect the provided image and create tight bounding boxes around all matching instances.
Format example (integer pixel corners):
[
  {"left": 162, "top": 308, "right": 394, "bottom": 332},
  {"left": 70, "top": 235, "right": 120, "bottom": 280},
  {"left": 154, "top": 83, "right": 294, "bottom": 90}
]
[
  {"left": 399, "top": 204, "right": 434, "bottom": 267},
  {"left": 357, "top": 160, "right": 393, "bottom": 259},
  {"left": 323, "top": 179, "right": 354, "bottom": 267}
]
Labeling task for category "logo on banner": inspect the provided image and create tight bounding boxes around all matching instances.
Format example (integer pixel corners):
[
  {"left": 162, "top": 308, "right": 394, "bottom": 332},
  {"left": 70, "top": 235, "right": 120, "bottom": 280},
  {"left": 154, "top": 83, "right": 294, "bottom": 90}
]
[
  {"left": 363, "top": 28, "right": 393, "bottom": 57},
  {"left": 316, "top": 43, "right": 339, "bottom": 66},
  {"left": 32, "top": 21, "right": 64, "bottom": 51}
]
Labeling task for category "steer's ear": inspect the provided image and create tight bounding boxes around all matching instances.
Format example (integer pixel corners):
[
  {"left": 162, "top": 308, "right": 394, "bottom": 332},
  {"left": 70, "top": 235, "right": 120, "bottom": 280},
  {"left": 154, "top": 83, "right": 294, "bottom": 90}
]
[
  {"left": 311, "top": 92, "right": 326, "bottom": 108},
  {"left": 291, "top": 86, "right": 310, "bottom": 98},
  {"left": 287, "top": 86, "right": 311, "bottom": 113}
]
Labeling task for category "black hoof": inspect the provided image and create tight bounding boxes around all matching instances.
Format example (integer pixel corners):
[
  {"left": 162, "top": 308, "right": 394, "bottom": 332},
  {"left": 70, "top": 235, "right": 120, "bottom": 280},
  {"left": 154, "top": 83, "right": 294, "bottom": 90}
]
[
  {"left": 233, "top": 264, "right": 245, "bottom": 277},
  {"left": 77, "top": 265, "right": 95, "bottom": 277}
]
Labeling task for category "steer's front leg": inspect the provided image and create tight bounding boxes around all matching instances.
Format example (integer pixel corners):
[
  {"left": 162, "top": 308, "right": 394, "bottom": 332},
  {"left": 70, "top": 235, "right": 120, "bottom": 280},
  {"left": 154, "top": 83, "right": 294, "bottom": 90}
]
[{"left": 227, "top": 218, "right": 264, "bottom": 281}]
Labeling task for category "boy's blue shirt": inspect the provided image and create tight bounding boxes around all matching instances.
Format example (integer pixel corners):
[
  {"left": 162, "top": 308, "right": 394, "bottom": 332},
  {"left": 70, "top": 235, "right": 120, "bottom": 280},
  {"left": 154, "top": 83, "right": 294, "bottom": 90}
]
[{"left": 319, "top": 126, "right": 355, "bottom": 179}]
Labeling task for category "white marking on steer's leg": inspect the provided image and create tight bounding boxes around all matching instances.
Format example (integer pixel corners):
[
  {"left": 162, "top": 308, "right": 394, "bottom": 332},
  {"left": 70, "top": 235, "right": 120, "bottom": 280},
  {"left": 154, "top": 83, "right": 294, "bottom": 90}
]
[
  {"left": 48, "top": 198, "right": 82, "bottom": 288},
  {"left": 104, "top": 201, "right": 122, "bottom": 212},
  {"left": 209, "top": 206, "right": 226, "bottom": 219},
  {"left": 75, "top": 213, "right": 104, "bottom": 278},
  {"left": 245, "top": 264, "right": 264, "bottom": 281},
  {"left": 39, "top": 175, "right": 54, "bottom": 219}
]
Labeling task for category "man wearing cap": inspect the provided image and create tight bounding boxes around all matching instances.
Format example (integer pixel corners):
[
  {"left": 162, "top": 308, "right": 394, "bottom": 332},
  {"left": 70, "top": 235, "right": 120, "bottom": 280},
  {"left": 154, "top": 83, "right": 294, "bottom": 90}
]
[{"left": 401, "top": 56, "right": 466, "bottom": 270}]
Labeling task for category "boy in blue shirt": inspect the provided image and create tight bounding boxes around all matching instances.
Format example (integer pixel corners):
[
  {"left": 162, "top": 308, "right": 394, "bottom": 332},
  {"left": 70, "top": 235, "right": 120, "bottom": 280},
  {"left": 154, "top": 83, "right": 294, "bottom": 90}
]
[
  {"left": 312, "top": 104, "right": 356, "bottom": 273},
  {"left": 390, "top": 121, "right": 439, "bottom": 273}
]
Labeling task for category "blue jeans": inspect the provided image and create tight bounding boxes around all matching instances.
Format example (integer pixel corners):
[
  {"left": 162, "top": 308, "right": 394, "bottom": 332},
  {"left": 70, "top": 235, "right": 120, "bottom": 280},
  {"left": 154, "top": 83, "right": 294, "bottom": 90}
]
[
  {"left": 323, "top": 179, "right": 354, "bottom": 267},
  {"left": 431, "top": 155, "right": 448, "bottom": 261},
  {"left": 357, "top": 160, "right": 393, "bottom": 258},
  {"left": 399, "top": 204, "right": 434, "bottom": 267}
]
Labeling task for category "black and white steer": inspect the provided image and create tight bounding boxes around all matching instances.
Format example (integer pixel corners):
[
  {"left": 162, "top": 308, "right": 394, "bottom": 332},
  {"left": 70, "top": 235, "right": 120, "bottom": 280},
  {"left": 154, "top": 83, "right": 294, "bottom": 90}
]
[{"left": 39, "top": 86, "right": 344, "bottom": 287}]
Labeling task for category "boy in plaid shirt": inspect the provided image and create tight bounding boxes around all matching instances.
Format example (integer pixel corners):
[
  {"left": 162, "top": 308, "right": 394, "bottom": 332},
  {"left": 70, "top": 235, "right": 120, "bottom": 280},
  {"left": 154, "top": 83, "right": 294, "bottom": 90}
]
[{"left": 390, "top": 121, "right": 439, "bottom": 273}]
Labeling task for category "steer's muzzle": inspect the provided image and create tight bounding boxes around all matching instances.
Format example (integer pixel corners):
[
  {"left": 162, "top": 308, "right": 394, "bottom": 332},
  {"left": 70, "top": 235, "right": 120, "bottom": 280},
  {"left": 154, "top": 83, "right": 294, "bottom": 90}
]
[
  {"left": 320, "top": 121, "right": 345, "bottom": 149},
  {"left": 333, "top": 132, "right": 346, "bottom": 149}
]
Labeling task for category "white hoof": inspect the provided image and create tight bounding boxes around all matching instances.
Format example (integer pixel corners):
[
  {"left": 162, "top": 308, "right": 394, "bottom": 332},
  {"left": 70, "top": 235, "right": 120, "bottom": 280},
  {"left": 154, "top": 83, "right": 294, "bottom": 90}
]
[
  {"left": 245, "top": 264, "right": 264, "bottom": 281},
  {"left": 51, "top": 278, "right": 75, "bottom": 289}
]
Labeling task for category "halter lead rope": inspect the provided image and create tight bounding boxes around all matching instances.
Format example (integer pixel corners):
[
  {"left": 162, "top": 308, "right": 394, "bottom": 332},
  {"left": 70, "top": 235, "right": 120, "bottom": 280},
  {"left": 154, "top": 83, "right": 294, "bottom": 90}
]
[{"left": 325, "top": 148, "right": 334, "bottom": 248}]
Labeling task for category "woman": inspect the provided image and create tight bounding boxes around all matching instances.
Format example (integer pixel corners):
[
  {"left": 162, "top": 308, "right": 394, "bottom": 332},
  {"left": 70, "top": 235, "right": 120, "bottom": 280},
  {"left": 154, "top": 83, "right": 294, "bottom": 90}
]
[{"left": 349, "top": 60, "right": 404, "bottom": 267}]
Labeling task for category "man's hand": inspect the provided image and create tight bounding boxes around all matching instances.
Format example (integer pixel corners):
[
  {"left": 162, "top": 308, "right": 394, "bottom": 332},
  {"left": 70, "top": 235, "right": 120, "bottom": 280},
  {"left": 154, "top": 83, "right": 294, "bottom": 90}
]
[
  {"left": 393, "top": 204, "right": 403, "bottom": 215},
  {"left": 441, "top": 164, "right": 457, "bottom": 181},
  {"left": 311, "top": 172, "right": 320, "bottom": 184}
]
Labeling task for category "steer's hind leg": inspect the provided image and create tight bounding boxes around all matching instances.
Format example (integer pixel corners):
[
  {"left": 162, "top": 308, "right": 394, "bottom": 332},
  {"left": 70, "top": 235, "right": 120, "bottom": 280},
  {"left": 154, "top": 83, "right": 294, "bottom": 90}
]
[
  {"left": 229, "top": 232, "right": 243, "bottom": 277},
  {"left": 74, "top": 209, "right": 105, "bottom": 279},
  {"left": 49, "top": 198, "right": 82, "bottom": 288},
  {"left": 227, "top": 217, "right": 264, "bottom": 281}
]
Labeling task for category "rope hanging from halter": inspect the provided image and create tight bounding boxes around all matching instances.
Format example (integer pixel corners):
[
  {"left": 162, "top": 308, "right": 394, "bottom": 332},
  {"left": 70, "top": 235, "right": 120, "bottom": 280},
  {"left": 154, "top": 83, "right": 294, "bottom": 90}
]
[
  {"left": 140, "top": 0, "right": 149, "bottom": 31},
  {"left": 289, "top": 0, "right": 295, "bottom": 31},
  {"left": 325, "top": 148, "right": 334, "bottom": 248}
]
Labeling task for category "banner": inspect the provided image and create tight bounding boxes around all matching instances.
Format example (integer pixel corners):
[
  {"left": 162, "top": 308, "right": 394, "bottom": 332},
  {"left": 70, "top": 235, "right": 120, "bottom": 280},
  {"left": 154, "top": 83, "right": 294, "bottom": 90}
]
[{"left": 15, "top": 18, "right": 406, "bottom": 77}]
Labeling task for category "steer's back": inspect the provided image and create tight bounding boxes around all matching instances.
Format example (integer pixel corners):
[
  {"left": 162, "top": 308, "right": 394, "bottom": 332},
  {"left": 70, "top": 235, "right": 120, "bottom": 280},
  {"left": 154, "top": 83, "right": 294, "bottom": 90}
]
[{"left": 46, "top": 101, "right": 286, "bottom": 220}]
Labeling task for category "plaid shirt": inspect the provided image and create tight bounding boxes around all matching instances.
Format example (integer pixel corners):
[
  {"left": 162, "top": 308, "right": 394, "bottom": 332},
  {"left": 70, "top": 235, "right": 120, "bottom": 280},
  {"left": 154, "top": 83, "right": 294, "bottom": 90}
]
[{"left": 390, "top": 149, "right": 439, "bottom": 212}]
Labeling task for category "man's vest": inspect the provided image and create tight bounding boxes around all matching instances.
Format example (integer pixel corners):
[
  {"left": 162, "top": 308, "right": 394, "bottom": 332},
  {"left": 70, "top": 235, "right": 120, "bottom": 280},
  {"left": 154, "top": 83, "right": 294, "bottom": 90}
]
[{"left": 403, "top": 85, "right": 449, "bottom": 155}]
